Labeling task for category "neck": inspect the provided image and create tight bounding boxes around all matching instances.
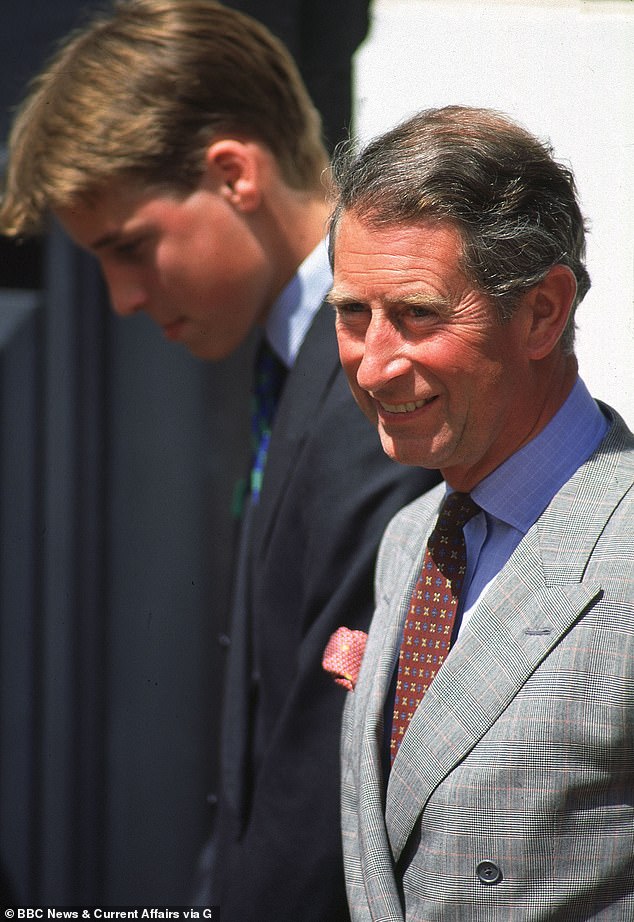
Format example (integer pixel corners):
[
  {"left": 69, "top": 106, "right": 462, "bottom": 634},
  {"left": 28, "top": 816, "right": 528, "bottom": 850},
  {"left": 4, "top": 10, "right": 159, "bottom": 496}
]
[
  {"left": 274, "top": 193, "right": 331, "bottom": 277},
  {"left": 261, "top": 179, "right": 331, "bottom": 300},
  {"left": 444, "top": 353, "right": 579, "bottom": 493}
]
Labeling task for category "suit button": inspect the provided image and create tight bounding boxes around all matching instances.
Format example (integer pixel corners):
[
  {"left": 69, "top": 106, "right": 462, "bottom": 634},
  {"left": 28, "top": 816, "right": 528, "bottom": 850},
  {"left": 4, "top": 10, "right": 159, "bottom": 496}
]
[{"left": 476, "top": 860, "right": 503, "bottom": 885}]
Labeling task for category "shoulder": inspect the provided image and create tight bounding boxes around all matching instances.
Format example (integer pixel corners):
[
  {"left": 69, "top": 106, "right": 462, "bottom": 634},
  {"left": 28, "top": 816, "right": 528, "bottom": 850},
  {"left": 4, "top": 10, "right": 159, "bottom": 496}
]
[
  {"left": 383, "top": 482, "right": 446, "bottom": 537},
  {"left": 585, "top": 406, "right": 634, "bottom": 512},
  {"left": 597, "top": 402, "right": 634, "bottom": 458},
  {"left": 533, "top": 405, "right": 634, "bottom": 587},
  {"left": 375, "top": 482, "right": 446, "bottom": 587},
  {"left": 590, "top": 411, "right": 634, "bottom": 545},
  {"left": 294, "top": 302, "right": 441, "bottom": 497},
  {"left": 304, "top": 368, "right": 441, "bottom": 535}
]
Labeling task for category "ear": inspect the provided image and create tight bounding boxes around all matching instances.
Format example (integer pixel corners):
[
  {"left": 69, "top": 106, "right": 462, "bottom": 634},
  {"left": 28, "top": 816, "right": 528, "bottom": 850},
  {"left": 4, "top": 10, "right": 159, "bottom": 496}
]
[
  {"left": 524, "top": 264, "right": 577, "bottom": 360},
  {"left": 203, "top": 139, "right": 262, "bottom": 212}
]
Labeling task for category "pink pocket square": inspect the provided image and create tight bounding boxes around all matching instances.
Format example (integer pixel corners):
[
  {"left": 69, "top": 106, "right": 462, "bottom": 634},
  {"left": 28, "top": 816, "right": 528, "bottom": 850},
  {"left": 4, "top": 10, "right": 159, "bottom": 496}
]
[{"left": 322, "top": 626, "right": 368, "bottom": 691}]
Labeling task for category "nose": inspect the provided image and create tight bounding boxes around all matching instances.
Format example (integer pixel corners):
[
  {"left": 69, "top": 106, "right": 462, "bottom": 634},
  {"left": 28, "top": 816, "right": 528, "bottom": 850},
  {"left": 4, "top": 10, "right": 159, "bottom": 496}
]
[
  {"left": 356, "top": 313, "right": 411, "bottom": 394},
  {"left": 102, "top": 265, "right": 147, "bottom": 318},
  {"left": 110, "top": 283, "right": 147, "bottom": 318}
]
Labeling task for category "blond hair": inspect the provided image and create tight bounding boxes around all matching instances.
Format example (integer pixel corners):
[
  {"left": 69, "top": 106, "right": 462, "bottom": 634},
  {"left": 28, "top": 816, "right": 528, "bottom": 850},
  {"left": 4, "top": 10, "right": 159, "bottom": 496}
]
[{"left": 1, "top": 0, "right": 329, "bottom": 236}]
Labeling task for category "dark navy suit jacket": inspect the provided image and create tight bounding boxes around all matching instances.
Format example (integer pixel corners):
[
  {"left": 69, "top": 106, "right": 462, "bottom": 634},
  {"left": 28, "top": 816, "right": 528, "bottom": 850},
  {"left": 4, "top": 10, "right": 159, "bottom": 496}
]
[{"left": 208, "top": 303, "right": 440, "bottom": 921}]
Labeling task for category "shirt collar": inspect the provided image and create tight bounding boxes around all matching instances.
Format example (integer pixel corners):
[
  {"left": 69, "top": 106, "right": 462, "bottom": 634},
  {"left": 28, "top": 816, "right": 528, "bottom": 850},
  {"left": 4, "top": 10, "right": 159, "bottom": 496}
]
[
  {"left": 264, "top": 239, "right": 332, "bottom": 369},
  {"left": 471, "top": 377, "right": 609, "bottom": 534}
]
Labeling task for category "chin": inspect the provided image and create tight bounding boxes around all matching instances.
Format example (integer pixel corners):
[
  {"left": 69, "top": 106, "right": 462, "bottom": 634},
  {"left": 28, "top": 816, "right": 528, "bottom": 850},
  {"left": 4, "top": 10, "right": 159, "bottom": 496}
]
[
  {"left": 382, "top": 429, "right": 455, "bottom": 470},
  {"left": 186, "top": 338, "right": 236, "bottom": 362},
  {"left": 378, "top": 437, "right": 424, "bottom": 468}
]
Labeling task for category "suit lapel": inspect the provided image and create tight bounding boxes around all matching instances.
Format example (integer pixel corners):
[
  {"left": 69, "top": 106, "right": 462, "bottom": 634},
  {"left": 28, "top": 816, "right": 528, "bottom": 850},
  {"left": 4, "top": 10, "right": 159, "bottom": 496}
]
[
  {"left": 250, "top": 303, "right": 339, "bottom": 553},
  {"left": 386, "top": 541, "right": 601, "bottom": 862},
  {"left": 224, "top": 305, "right": 338, "bottom": 824},
  {"left": 384, "top": 417, "right": 634, "bottom": 863}
]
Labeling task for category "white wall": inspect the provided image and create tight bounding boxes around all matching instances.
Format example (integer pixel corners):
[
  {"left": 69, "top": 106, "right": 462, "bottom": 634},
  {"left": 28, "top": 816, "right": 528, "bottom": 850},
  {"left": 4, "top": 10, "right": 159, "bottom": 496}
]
[{"left": 353, "top": 0, "right": 634, "bottom": 425}]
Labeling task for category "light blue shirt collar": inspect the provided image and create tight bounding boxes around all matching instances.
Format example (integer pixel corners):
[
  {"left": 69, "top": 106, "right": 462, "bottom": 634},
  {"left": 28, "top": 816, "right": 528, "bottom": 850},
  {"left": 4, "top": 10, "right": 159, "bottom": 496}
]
[
  {"left": 458, "top": 376, "right": 609, "bottom": 620},
  {"left": 264, "top": 239, "right": 332, "bottom": 369},
  {"left": 471, "top": 376, "right": 609, "bottom": 531}
]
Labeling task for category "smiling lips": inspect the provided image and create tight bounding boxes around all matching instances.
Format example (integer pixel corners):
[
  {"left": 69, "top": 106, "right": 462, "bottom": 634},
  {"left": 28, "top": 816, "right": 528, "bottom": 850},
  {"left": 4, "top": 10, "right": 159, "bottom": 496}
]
[
  {"left": 162, "top": 318, "right": 186, "bottom": 341},
  {"left": 378, "top": 396, "right": 436, "bottom": 414}
]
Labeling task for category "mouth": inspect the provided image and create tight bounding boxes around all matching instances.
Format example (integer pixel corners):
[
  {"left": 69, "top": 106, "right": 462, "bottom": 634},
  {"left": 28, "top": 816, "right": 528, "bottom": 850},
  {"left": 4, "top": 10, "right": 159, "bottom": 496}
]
[
  {"left": 378, "top": 396, "right": 436, "bottom": 414},
  {"left": 162, "top": 318, "right": 186, "bottom": 342}
]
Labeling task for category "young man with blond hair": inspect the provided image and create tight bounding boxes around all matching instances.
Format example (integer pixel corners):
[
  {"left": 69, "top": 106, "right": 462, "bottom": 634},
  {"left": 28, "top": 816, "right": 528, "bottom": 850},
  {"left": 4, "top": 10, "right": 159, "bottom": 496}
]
[{"left": 1, "top": 2, "right": 438, "bottom": 918}]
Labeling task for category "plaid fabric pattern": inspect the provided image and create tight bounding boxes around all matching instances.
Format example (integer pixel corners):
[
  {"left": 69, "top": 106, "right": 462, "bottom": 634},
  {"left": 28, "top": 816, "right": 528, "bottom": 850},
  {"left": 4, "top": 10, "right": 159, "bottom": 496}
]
[{"left": 341, "top": 410, "right": 634, "bottom": 921}]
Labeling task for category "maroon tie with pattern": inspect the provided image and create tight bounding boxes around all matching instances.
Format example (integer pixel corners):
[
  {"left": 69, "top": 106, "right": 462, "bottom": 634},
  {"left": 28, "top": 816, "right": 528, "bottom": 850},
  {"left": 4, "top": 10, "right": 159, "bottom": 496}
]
[{"left": 390, "top": 492, "right": 480, "bottom": 763}]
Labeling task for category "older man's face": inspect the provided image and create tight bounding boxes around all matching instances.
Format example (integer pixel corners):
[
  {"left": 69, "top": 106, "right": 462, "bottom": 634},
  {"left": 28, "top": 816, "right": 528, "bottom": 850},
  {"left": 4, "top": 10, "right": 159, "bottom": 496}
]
[{"left": 329, "top": 212, "right": 544, "bottom": 491}]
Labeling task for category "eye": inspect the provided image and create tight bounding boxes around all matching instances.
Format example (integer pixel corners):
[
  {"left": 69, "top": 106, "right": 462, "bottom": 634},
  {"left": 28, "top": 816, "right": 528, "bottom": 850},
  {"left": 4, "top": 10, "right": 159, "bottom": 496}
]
[
  {"left": 409, "top": 305, "right": 435, "bottom": 319},
  {"left": 115, "top": 241, "right": 139, "bottom": 258},
  {"left": 400, "top": 300, "right": 446, "bottom": 326},
  {"left": 336, "top": 301, "right": 366, "bottom": 314},
  {"left": 112, "top": 237, "right": 148, "bottom": 263},
  {"left": 332, "top": 303, "right": 370, "bottom": 329}
]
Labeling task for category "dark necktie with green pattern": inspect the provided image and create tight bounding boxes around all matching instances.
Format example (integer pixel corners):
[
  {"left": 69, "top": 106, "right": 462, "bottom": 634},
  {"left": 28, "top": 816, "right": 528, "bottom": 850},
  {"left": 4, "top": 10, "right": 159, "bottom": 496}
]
[{"left": 250, "top": 339, "right": 287, "bottom": 503}]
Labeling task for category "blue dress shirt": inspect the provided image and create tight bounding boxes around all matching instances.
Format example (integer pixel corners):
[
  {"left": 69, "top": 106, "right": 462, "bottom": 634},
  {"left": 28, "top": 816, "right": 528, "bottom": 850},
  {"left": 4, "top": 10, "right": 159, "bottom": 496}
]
[
  {"left": 264, "top": 239, "right": 332, "bottom": 369},
  {"left": 459, "top": 376, "right": 609, "bottom": 628}
]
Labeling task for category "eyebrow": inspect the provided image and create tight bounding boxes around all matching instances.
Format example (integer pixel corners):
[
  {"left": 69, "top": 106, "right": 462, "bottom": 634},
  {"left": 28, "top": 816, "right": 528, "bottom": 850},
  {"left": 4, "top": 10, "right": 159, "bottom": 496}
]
[
  {"left": 327, "top": 288, "right": 451, "bottom": 314},
  {"left": 325, "top": 287, "right": 353, "bottom": 307},
  {"left": 90, "top": 226, "right": 152, "bottom": 252},
  {"left": 89, "top": 230, "right": 124, "bottom": 252}
]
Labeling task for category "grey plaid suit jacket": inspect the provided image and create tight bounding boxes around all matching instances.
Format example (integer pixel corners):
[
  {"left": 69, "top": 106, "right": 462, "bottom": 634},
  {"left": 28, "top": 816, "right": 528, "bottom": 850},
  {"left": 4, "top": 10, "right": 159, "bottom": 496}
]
[{"left": 341, "top": 405, "right": 634, "bottom": 921}]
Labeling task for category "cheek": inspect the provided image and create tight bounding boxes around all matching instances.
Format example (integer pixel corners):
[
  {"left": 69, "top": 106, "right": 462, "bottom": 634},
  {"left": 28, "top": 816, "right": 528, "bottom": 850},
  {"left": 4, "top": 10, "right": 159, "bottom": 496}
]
[
  {"left": 336, "top": 334, "right": 373, "bottom": 407},
  {"left": 155, "top": 238, "right": 211, "bottom": 298},
  {"left": 435, "top": 336, "right": 500, "bottom": 392},
  {"left": 335, "top": 327, "right": 362, "bottom": 373}
]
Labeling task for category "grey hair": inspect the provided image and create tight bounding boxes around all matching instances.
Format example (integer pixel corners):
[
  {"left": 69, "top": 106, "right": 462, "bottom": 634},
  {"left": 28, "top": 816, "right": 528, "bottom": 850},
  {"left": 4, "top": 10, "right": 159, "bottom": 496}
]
[{"left": 329, "top": 106, "right": 590, "bottom": 353}]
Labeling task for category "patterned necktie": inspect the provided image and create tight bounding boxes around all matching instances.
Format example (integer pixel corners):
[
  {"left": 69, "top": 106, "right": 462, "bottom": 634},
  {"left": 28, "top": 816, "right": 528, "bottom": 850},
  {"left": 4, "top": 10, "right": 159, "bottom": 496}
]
[
  {"left": 250, "top": 338, "right": 287, "bottom": 502},
  {"left": 390, "top": 491, "right": 480, "bottom": 763}
]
